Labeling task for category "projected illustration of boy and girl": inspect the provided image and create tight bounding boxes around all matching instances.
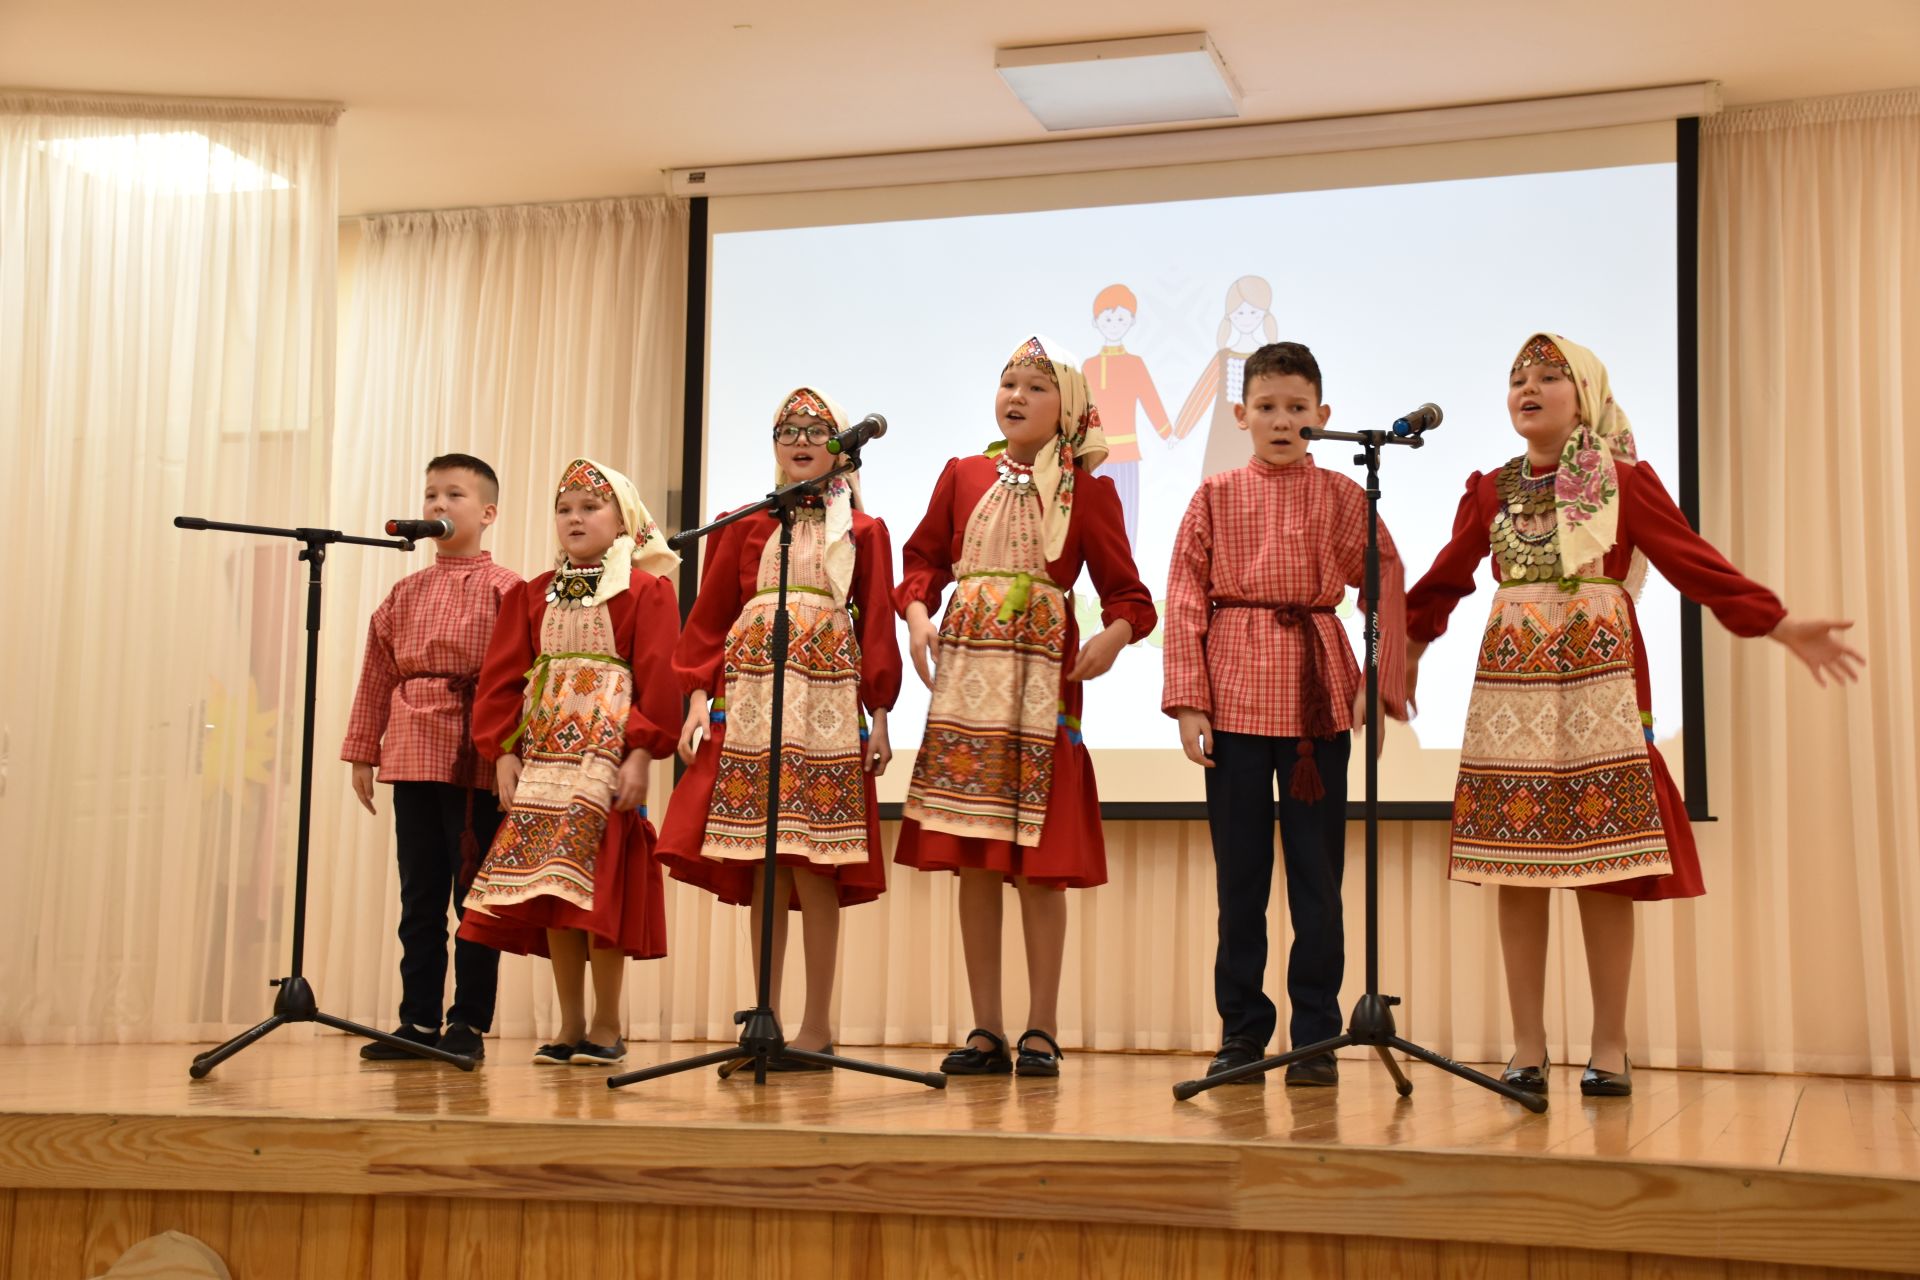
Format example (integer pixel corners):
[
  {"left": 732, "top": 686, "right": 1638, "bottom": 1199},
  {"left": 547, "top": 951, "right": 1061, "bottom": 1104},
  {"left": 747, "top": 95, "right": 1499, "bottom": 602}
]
[{"left": 1082, "top": 274, "right": 1280, "bottom": 548}]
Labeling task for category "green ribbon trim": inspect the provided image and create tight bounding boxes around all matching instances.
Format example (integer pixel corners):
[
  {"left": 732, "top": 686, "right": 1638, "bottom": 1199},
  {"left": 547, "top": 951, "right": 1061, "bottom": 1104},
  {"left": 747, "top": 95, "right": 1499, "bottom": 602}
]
[
  {"left": 959, "top": 570, "right": 1062, "bottom": 623},
  {"left": 751, "top": 584, "right": 833, "bottom": 599},
  {"left": 999, "top": 571, "right": 1033, "bottom": 622},
  {"left": 502, "top": 650, "right": 632, "bottom": 751},
  {"left": 1554, "top": 575, "right": 1627, "bottom": 594}
]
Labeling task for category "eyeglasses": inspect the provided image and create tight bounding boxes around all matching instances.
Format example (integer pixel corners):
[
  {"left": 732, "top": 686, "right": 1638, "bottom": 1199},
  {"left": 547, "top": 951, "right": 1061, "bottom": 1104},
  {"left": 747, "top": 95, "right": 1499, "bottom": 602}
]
[{"left": 773, "top": 423, "right": 834, "bottom": 446}]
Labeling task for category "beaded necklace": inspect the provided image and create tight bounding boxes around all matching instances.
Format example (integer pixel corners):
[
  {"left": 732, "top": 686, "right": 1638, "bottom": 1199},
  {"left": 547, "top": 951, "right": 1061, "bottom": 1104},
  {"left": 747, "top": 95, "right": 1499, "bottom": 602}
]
[
  {"left": 547, "top": 562, "right": 604, "bottom": 607},
  {"left": 1491, "top": 457, "right": 1563, "bottom": 582},
  {"left": 994, "top": 456, "right": 1037, "bottom": 489}
]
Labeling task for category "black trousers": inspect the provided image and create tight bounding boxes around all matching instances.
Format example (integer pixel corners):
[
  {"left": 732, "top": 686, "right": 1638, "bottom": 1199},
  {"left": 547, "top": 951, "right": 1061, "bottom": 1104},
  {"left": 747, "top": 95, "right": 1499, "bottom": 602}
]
[
  {"left": 1203, "top": 730, "right": 1351, "bottom": 1051},
  {"left": 391, "top": 781, "right": 503, "bottom": 1033}
]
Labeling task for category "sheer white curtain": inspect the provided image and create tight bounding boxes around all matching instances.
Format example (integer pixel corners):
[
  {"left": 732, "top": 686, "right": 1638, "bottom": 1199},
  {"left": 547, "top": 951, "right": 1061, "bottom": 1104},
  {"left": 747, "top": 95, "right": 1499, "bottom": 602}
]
[
  {"left": 313, "top": 199, "right": 690, "bottom": 1040},
  {"left": 0, "top": 92, "right": 339, "bottom": 1042},
  {"left": 1692, "top": 89, "right": 1920, "bottom": 1076}
]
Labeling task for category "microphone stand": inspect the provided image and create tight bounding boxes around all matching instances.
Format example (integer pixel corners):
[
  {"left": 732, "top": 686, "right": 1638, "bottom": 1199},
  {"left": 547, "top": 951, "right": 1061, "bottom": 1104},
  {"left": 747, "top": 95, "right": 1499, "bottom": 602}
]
[
  {"left": 1171, "top": 427, "right": 1546, "bottom": 1112},
  {"left": 175, "top": 516, "right": 478, "bottom": 1078},
  {"left": 609, "top": 453, "right": 943, "bottom": 1092}
]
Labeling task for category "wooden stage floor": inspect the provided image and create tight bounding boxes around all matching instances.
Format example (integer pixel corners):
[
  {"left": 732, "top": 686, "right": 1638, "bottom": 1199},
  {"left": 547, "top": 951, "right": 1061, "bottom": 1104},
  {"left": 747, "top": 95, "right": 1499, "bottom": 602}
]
[{"left": 1, "top": 1037, "right": 1916, "bottom": 1278}]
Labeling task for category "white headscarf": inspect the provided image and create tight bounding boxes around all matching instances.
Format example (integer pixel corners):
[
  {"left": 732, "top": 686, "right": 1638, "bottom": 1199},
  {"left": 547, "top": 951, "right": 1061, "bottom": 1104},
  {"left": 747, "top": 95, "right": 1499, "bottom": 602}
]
[
  {"left": 1001, "top": 334, "right": 1108, "bottom": 561},
  {"left": 553, "top": 456, "right": 678, "bottom": 606}
]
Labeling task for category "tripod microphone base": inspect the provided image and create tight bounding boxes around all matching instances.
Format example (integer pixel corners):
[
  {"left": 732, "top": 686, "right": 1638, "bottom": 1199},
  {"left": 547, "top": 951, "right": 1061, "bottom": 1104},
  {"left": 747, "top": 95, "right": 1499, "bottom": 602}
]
[
  {"left": 1171, "top": 992, "right": 1546, "bottom": 1112},
  {"left": 607, "top": 1005, "right": 946, "bottom": 1090},
  {"left": 188, "top": 977, "right": 478, "bottom": 1078}
]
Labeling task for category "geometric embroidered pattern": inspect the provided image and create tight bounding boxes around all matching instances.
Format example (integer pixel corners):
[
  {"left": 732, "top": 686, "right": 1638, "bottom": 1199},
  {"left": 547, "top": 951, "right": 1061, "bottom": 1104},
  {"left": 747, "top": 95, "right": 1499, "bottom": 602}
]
[
  {"left": 704, "top": 515, "right": 870, "bottom": 866},
  {"left": 466, "top": 598, "right": 629, "bottom": 916},
  {"left": 906, "top": 481, "right": 1064, "bottom": 847},
  {"left": 1450, "top": 580, "right": 1669, "bottom": 888}
]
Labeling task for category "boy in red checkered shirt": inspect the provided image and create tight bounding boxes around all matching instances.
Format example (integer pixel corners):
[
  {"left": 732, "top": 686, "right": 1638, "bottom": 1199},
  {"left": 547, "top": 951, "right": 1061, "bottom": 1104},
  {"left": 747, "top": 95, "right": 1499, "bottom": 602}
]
[
  {"left": 1161, "top": 343, "right": 1409, "bottom": 1087},
  {"left": 341, "top": 453, "right": 523, "bottom": 1061}
]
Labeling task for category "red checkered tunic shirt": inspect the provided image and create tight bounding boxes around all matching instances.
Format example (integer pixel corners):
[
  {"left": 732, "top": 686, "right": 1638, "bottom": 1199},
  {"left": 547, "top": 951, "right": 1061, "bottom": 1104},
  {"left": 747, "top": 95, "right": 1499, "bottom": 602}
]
[
  {"left": 340, "top": 552, "right": 523, "bottom": 787},
  {"left": 1162, "top": 456, "right": 1408, "bottom": 737}
]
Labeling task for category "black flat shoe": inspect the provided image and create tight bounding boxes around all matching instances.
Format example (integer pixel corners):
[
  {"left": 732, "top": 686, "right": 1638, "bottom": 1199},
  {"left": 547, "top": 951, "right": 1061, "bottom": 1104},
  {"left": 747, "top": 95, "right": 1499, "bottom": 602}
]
[
  {"left": 570, "top": 1038, "right": 626, "bottom": 1065},
  {"left": 1580, "top": 1055, "right": 1632, "bottom": 1097},
  {"left": 1015, "top": 1029, "right": 1063, "bottom": 1078},
  {"left": 1206, "top": 1036, "right": 1266, "bottom": 1082},
  {"left": 532, "top": 1041, "right": 578, "bottom": 1065},
  {"left": 1502, "top": 1054, "right": 1550, "bottom": 1094},
  {"left": 360, "top": 1024, "right": 440, "bottom": 1061},
  {"left": 941, "top": 1028, "right": 1012, "bottom": 1075},
  {"left": 438, "top": 1023, "right": 486, "bottom": 1061},
  {"left": 768, "top": 1043, "right": 834, "bottom": 1072},
  {"left": 1284, "top": 1054, "right": 1339, "bottom": 1087}
]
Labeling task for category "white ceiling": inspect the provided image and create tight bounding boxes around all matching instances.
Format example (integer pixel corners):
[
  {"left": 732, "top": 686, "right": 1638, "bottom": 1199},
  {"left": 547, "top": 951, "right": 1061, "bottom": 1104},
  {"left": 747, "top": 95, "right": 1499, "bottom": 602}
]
[{"left": 3, "top": 0, "right": 1916, "bottom": 216}]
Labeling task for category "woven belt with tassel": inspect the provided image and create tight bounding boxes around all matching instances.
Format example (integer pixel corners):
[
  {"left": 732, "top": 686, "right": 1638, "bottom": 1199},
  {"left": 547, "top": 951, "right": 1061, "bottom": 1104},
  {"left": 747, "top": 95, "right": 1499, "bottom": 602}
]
[{"left": 1210, "top": 600, "right": 1339, "bottom": 803}]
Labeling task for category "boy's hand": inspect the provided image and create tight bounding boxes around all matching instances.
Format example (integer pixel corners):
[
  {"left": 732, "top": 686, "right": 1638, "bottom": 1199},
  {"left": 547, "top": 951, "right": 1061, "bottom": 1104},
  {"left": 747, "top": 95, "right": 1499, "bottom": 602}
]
[
  {"left": 495, "top": 755, "right": 522, "bottom": 810},
  {"left": 865, "top": 712, "right": 892, "bottom": 777},
  {"left": 1770, "top": 615, "right": 1865, "bottom": 687},
  {"left": 1351, "top": 686, "right": 1385, "bottom": 759},
  {"left": 1176, "top": 708, "right": 1214, "bottom": 768},
  {"left": 677, "top": 702, "right": 708, "bottom": 765},
  {"left": 1067, "top": 620, "right": 1132, "bottom": 682},
  {"left": 615, "top": 751, "right": 651, "bottom": 811},
  {"left": 907, "top": 604, "right": 940, "bottom": 691},
  {"left": 350, "top": 763, "right": 378, "bottom": 815}
]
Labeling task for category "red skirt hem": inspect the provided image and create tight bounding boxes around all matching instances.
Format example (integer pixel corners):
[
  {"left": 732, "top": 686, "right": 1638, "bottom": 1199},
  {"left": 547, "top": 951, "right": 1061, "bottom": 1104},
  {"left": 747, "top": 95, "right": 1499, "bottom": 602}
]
[
  {"left": 895, "top": 727, "right": 1107, "bottom": 889},
  {"left": 456, "top": 810, "right": 668, "bottom": 959}
]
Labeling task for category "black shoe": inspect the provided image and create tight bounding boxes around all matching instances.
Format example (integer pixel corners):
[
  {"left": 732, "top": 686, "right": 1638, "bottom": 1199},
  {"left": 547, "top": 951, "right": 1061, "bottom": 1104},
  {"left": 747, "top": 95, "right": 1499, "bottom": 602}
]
[
  {"left": 941, "top": 1028, "right": 1012, "bottom": 1075},
  {"left": 1580, "top": 1055, "right": 1632, "bottom": 1097},
  {"left": 1502, "top": 1054, "right": 1550, "bottom": 1094},
  {"left": 360, "top": 1024, "right": 439, "bottom": 1061},
  {"left": 532, "top": 1041, "right": 578, "bottom": 1065},
  {"left": 1284, "top": 1054, "right": 1339, "bottom": 1087},
  {"left": 571, "top": 1038, "right": 626, "bottom": 1065},
  {"left": 1015, "top": 1029, "right": 1063, "bottom": 1078},
  {"left": 438, "top": 1023, "right": 485, "bottom": 1062},
  {"left": 768, "top": 1043, "right": 833, "bottom": 1072},
  {"left": 1206, "top": 1037, "right": 1267, "bottom": 1083}
]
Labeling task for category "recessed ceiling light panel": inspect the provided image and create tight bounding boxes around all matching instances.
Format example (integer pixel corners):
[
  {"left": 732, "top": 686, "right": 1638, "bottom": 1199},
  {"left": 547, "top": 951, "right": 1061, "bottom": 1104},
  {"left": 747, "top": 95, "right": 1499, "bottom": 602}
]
[{"left": 995, "top": 32, "right": 1242, "bottom": 132}]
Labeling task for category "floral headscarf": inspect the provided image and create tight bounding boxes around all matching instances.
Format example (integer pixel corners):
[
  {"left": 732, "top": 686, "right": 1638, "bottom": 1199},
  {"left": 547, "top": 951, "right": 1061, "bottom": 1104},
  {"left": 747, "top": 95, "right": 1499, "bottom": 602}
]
[
  {"left": 1001, "top": 334, "right": 1108, "bottom": 561},
  {"left": 773, "top": 386, "right": 861, "bottom": 606},
  {"left": 553, "top": 457, "right": 677, "bottom": 605},
  {"left": 1513, "top": 333, "right": 1639, "bottom": 576}
]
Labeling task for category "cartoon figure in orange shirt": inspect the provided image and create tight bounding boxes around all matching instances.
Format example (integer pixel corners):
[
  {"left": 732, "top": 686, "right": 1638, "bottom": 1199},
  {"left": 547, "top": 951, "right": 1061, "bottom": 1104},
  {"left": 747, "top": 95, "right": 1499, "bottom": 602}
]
[
  {"left": 1083, "top": 284, "right": 1172, "bottom": 545},
  {"left": 1172, "top": 275, "right": 1280, "bottom": 479}
]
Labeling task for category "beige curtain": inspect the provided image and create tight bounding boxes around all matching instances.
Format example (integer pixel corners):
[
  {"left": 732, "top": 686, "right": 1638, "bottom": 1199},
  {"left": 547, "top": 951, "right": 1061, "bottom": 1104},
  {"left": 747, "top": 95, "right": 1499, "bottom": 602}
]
[
  {"left": 1691, "top": 89, "right": 1920, "bottom": 1076},
  {"left": 310, "top": 199, "right": 691, "bottom": 1041},
  {"left": 0, "top": 92, "right": 340, "bottom": 1042}
]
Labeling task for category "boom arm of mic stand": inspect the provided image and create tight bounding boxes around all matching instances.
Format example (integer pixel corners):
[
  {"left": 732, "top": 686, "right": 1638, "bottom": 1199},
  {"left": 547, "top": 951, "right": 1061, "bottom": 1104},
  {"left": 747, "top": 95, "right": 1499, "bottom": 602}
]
[
  {"left": 173, "top": 516, "right": 413, "bottom": 551},
  {"left": 667, "top": 459, "right": 863, "bottom": 550},
  {"left": 1298, "top": 427, "right": 1425, "bottom": 448}
]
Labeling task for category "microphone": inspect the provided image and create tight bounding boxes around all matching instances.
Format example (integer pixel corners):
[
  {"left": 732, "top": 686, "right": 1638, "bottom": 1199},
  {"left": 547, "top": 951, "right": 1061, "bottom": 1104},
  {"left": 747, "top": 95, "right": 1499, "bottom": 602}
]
[
  {"left": 1391, "top": 403, "right": 1443, "bottom": 437},
  {"left": 825, "top": 414, "right": 887, "bottom": 455},
  {"left": 385, "top": 517, "right": 453, "bottom": 539}
]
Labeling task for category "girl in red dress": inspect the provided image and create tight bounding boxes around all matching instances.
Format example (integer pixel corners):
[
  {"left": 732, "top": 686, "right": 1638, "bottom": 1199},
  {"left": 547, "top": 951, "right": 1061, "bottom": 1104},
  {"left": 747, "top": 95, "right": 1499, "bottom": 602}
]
[
  {"left": 1406, "top": 334, "right": 1862, "bottom": 1097},
  {"left": 459, "top": 457, "right": 681, "bottom": 1067},
  {"left": 898, "top": 335, "right": 1157, "bottom": 1077},
  {"left": 658, "top": 387, "right": 902, "bottom": 1067}
]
